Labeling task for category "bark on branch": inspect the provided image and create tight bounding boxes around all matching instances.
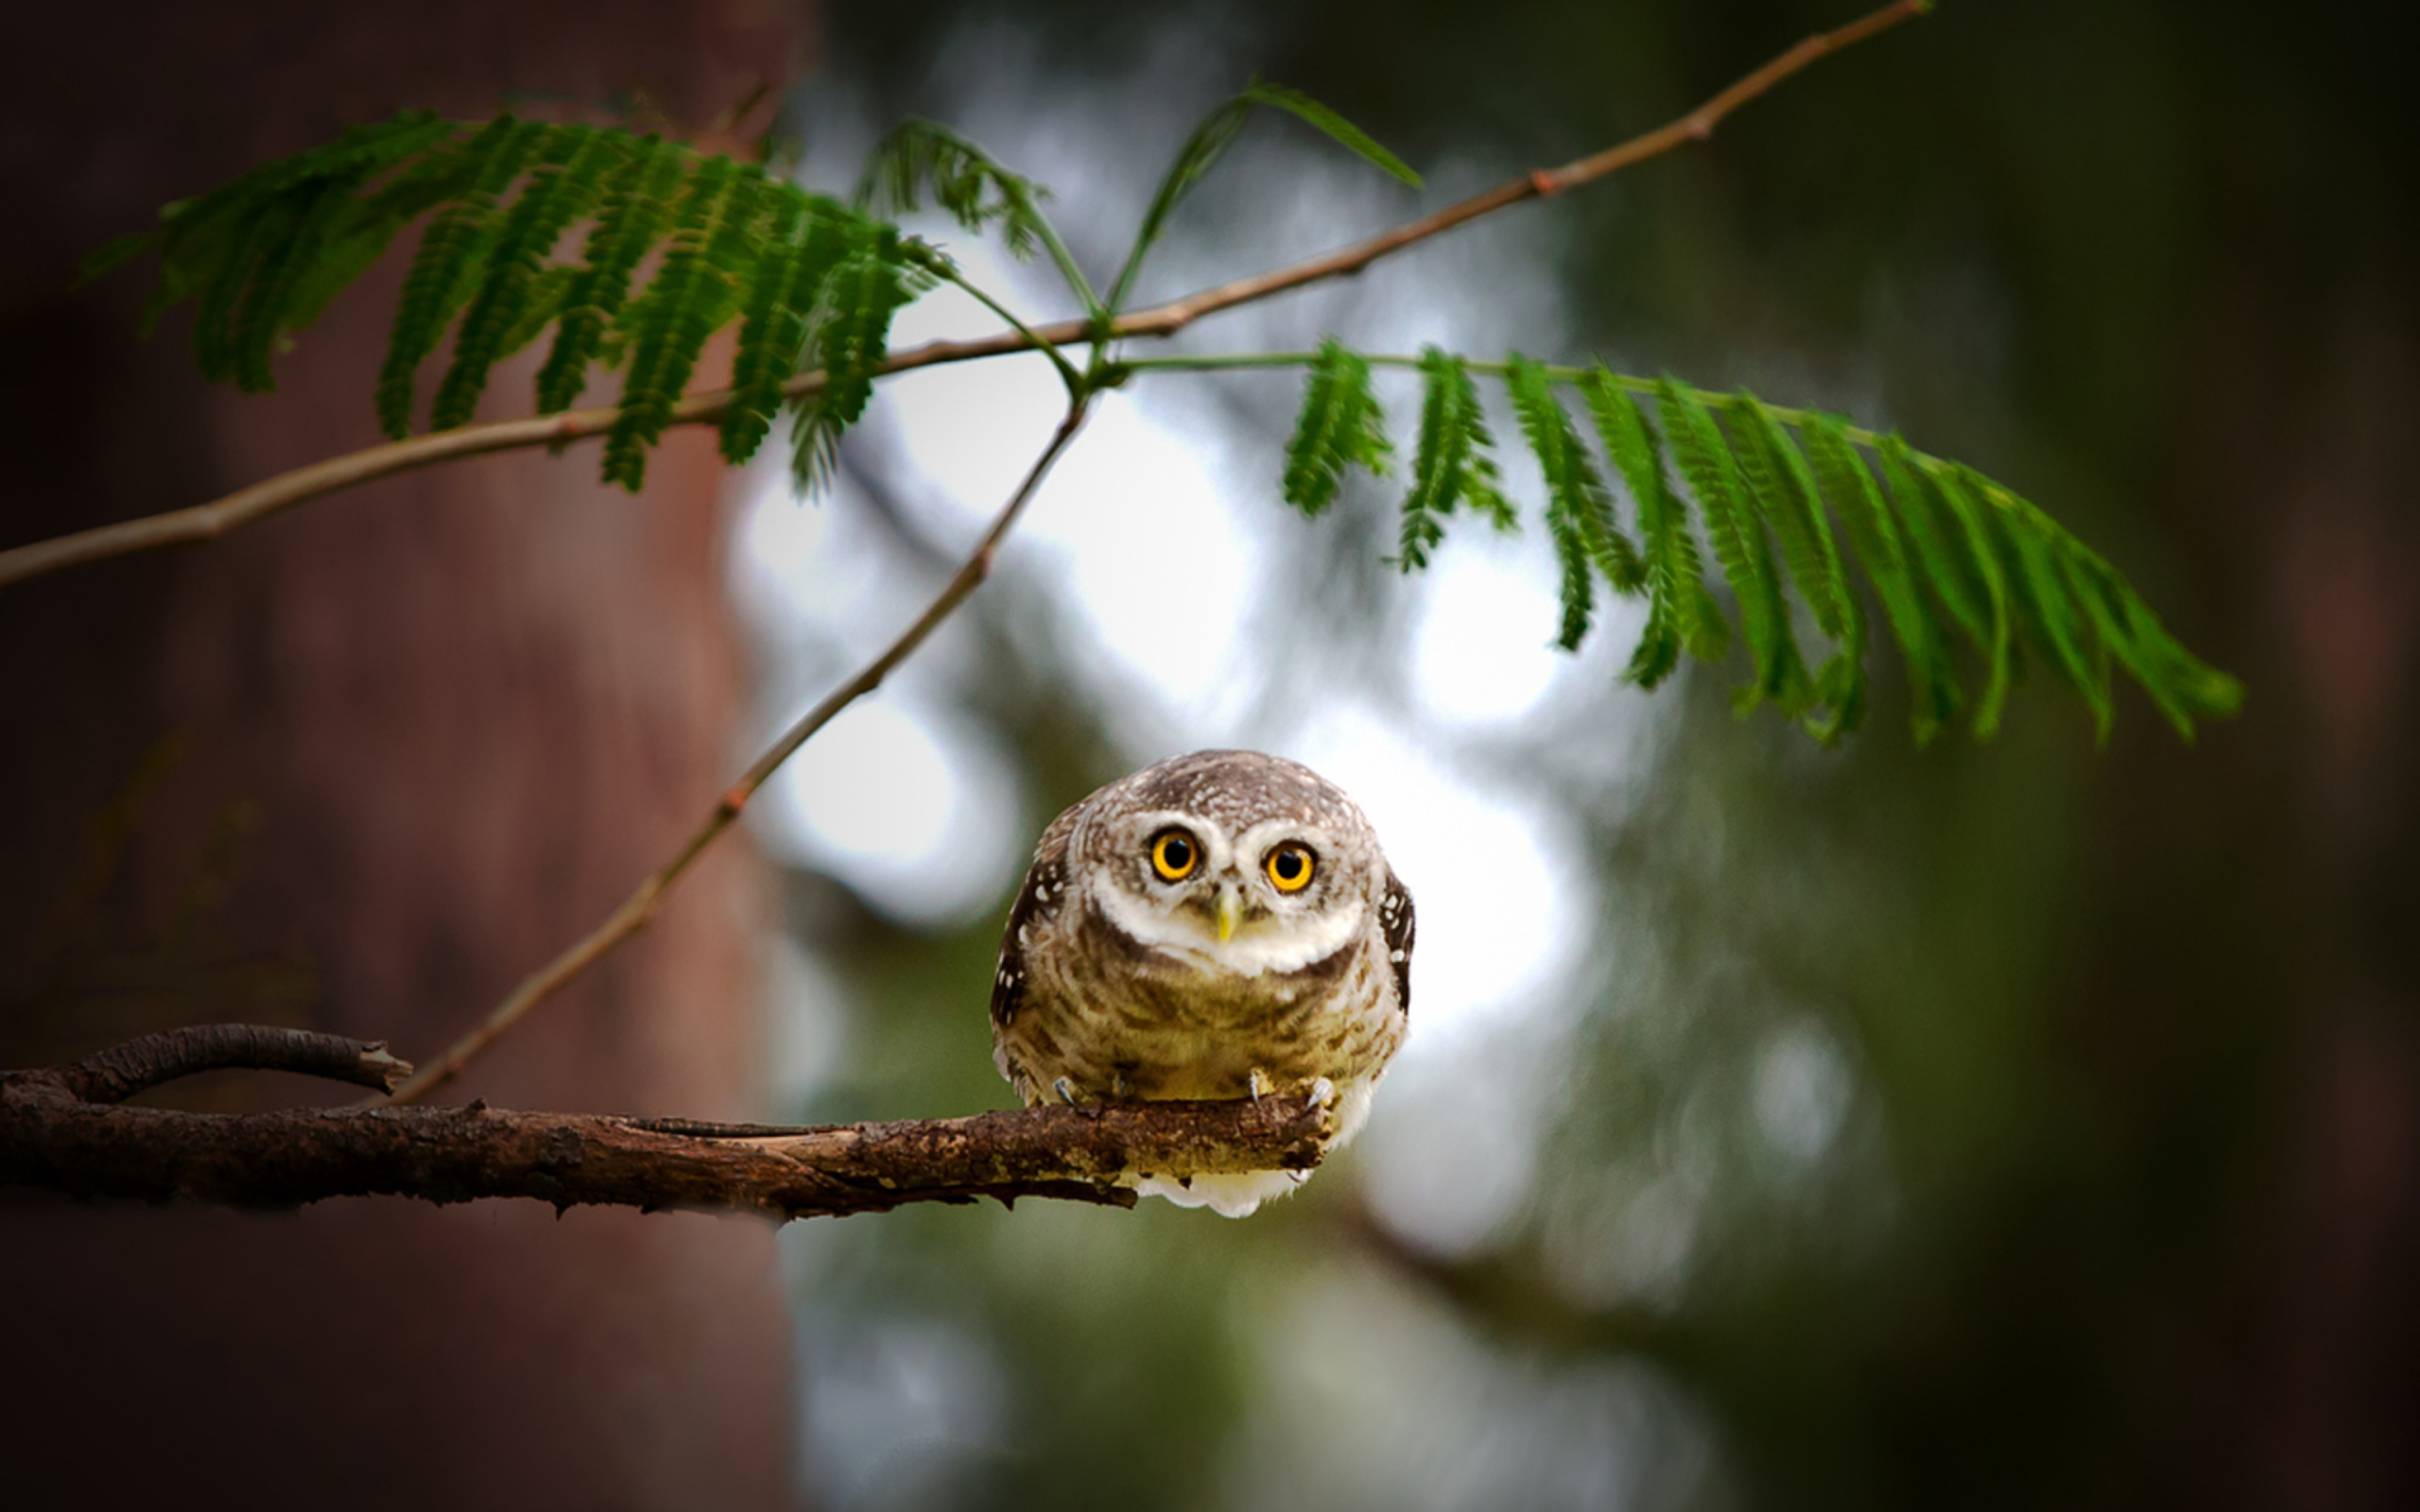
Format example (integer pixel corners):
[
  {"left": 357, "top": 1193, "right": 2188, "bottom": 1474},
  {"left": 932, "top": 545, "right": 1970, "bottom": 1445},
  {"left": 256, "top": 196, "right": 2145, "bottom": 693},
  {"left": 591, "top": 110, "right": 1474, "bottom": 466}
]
[
  {"left": 1, "top": 1028, "right": 1335, "bottom": 1220},
  {"left": 53, "top": 1023, "right": 412, "bottom": 1104}
]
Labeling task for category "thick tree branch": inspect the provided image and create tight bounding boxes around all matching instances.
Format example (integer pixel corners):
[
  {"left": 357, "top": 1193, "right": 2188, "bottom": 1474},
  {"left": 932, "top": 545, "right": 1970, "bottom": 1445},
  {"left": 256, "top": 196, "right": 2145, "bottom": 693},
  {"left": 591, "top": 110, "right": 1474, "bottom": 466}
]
[
  {"left": 0, "top": 0, "right": 1926, "bottom": 592},
  {"left": 1, "top": 1036, "right": 1335, "bottom": 1220},
  {"left": 378, "top": 399, "right": 1093, "bottom": 1105}
]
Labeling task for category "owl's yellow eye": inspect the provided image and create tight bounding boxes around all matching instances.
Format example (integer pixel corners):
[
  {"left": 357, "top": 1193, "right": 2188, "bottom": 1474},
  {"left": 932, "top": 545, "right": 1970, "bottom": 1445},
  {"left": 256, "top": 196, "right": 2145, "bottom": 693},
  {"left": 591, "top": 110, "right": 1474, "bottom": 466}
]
[
  {"left": 1264, "top": 842, "right": 1316, "bottom": 893},
  {"left": 1150, "top": 829, "right": 1200, "bottom": 882}
]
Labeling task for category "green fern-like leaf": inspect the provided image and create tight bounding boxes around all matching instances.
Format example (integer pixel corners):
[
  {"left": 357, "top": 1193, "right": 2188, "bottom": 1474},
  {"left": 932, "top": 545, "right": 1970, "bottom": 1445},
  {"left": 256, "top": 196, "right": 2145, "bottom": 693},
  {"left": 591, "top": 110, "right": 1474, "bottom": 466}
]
[
  {"left": 1913, "top": 459, "right": 2018, "bottom": 737},
  {"left": 1582, "top": 369, "right": 1727, "bottom": 687},
  {"left": 87, "top": 112, "right": 2242, "bottom": 750},
  {"left": 818, "top": 227, "right": 925, "bottom": 430},
  {"left": 1237, "top": 83, "right": 1424, "bottom": 188},
  {"left": 278, "top": 127, "right": 487, "bottom": 337},
  {"left": 530, "top": 136, "right": 685, "bottom": 415},
  {"left": 1732, "top": 396, "right": 1865, "bottom": 740},
  {"left": 1655, "top": 378, "right": 1810, "bottom": 715},
  {"left": 601, "top": 156, "right": 764, "bottom": 490},
  {"left": 1951, "top": 470, "right": 2109, "bottom": 741},
  {"left": 1798, "top": 413, "right": 1959, "bottom": 743},
  {"left": 2065, "top": 548, "right": 2241, "bottom": 741},
  {"left": 375, "top": 117, "right": 555, "bottom": 438},
  {"left": 1282, "top": 338, "right": 1392, "bottom": 519},
  {"left": 1507, "top": 355, "right": 1642, "bottom": 650},
  {"left": 491, "top": 265, "right": 580, "bottom": 361},
  {"left": 788, "top": 224, "right": 932, "bottom": 497},
  {"left": 1397, "top": 347, "right": 1512, "bottom": 570},
  {"left": 1876, "top": 434, "right": 1988, "bottom": 646},
  {"left": 856, "top": 118, "right": 1057, "bottom": 263},
  {"left": 1111, "top": 83, "right": 1416, "bottom": 312},
  {"left": 430, "top": 127, "right": 631, "bottom": 431},
  {"left": 719, "top": 195, "right": 854, "bottom": 465},
  {"left": 112, "top": 112, "right": 460, "bottom": 381}
]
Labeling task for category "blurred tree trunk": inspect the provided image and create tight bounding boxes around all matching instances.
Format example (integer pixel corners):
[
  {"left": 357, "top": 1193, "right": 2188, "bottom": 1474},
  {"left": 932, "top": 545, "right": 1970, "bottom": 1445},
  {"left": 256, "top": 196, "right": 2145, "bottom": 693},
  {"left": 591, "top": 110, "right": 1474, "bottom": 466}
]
[{"left": 0, "top": 4, "right": 808, "bottom": 1505}]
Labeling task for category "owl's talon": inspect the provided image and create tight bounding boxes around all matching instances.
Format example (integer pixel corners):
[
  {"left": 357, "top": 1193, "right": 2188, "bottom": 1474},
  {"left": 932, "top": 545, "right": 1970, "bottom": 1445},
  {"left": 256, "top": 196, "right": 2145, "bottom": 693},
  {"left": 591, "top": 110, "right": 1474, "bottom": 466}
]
[
  {"left": 1248, "top": 1067, "right": 1276, "bottom": 1102},
  {"left": 1305, "top": 1076, "right": 1336, "bottom": 1112},
  {"left": 1054, "top": 1076, "right": 1106, "bottom": 1120}
]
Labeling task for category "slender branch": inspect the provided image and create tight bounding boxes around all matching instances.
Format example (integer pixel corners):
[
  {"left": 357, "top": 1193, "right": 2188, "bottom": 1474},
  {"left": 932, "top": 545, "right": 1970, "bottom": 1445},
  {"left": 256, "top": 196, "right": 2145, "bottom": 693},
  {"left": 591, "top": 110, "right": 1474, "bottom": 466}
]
[
  {"left": 0, "top": 0, "right": 1926, "bottom": 593},
  {"left": 43, "top": 1024, "right": 413, "bottom": 1105},
  {"left": 1, "top": 1059, "right": 1336, "bottom": 1220},
  {"left": 378, "top": 398, "right": 1094, "bottom": 1106}
]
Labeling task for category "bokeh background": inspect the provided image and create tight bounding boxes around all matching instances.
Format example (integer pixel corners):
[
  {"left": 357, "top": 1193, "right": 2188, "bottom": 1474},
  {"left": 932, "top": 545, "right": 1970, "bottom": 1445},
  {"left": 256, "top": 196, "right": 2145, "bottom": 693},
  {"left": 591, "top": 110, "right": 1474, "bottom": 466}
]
[{"left": 4, "top": 1, "right": 2414, "bottom": 1508}]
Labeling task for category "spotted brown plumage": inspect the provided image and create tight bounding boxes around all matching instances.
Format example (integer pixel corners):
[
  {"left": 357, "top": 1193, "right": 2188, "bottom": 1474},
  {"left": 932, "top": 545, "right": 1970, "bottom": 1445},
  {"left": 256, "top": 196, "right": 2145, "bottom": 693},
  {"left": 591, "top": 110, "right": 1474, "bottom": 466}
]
[{"left": 989, "top": 749, "right": 1413, "bottom": 1216}]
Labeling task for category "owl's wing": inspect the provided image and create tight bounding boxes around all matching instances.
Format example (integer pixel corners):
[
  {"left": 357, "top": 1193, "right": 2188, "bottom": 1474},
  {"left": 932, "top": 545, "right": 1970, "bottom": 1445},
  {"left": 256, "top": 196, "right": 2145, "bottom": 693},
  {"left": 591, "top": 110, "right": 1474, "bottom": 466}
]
[
  {"left": 991, "top": 805, "right": 1080, "bottom": 1029},
  {"left": 1378, "top": 867, "right": 1415, "bottom": 1017}
]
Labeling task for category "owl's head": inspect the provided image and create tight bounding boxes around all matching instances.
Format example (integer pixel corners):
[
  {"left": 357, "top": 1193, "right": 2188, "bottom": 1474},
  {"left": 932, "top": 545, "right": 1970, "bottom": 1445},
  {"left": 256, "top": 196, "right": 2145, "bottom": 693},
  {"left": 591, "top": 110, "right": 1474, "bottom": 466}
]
[{"left": 1072, "top": 749, "right": 1384, "bottom": 975}]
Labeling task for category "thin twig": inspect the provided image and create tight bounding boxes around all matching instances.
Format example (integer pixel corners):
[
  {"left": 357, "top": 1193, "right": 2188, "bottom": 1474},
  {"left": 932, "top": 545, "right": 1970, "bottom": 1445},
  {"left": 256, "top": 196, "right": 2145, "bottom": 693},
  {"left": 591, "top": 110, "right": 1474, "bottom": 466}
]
[
  {"left": 0, "top": 0, "right": 1927, "bottom": 593},
  {"left": 377, "top": 398, "right": 1094, "bottom": 1106},
  {"left": 1, "top": 1065, "right": 1336, "bottom": 1221}
]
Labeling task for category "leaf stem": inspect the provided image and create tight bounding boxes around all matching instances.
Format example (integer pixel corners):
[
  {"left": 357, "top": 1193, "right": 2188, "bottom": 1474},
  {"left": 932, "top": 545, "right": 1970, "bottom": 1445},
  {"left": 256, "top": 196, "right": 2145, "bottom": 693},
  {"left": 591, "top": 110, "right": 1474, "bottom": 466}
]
[
  {"left": 929, "top": 261, "right": 1084, "bottom": 398},
  {"left": 1115, "top": 350, "right": 1899, "bottom": 450}
]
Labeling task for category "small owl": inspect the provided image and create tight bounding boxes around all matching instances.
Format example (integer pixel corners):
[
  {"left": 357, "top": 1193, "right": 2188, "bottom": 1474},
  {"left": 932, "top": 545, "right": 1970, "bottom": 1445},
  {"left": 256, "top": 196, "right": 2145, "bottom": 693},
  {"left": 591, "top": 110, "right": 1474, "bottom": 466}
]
[{"left": 991, "top": 749, "right": 1413, "bottom": 1217}]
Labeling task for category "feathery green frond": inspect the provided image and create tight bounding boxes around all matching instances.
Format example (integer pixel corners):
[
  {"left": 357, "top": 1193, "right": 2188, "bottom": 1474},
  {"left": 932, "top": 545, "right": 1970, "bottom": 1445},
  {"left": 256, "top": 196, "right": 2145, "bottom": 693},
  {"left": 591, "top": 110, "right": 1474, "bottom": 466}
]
[
  {"left": 1583, "top": 369, "right": 1727, "bottom": 687},
  {"left": 97, "top": 109, "right": 936, "bottom": 491},
  {"left": 719, "top": 195, "right": 854, "bottom": 465},
  {"left": 87, "top": 109, "right": 2241, "bottom": 751},
  {"left": 1282, "top": 338, "right": 1392, "bottom": 519},
  {"left": 2064, "top": 548, "right": 2243, "bottom": 741},
  {"left": 1655, "top": 378, "right": 1811, "bottom": 715},
  {"left": 817, "top": 226, "right": 928, "bottom": 430},
  {"left": 1109, "top": 83, "right": 1416, "bottom": 313},
  {"left": 1238, "top": 83, "right": 1423, "bottom": 188},
  {"left": 106, "top": 111, "right": 460, "bottom": 369},
  {"left": 1799, "top": 413, "right": 1959, "bottom": 743},
  {"left": 1876, "top": 434, "right": 1987, "bottom": 644},
  {"left": 1731, "top": 396, "right": 1865, "bottom": 739},
  {"left": 533, "top": 136, "right": 686, "bottom": 415},
  {"left": 856, "top": 118, "right": 1059, "bottom": 265},
  {"left": 375, "top": 117, "right": 554, "bottom": 438},
  {"left": 1508, "top": 355, "right": 1643, "bottom": 650},
  {"left": 1918, "top": 462, "right": 2017, "bottom": 738},
  {"left": 601, "top": 156, "right": 764, "bottom": 490},
  {"left": 431, "top": 128, "right": 631, "bottom": 431},
  {"left": 787, "top": 225, "right": 935, "bottom": 497},
  {"left": 1397, "top": 347, "right": 1511, "bottom": 568},
  {"left": 492, "top": 265, "right": 580, "bottom": 360},
  {"left": 1952, "top": 470, "right": 2108, "bottom": 741}
]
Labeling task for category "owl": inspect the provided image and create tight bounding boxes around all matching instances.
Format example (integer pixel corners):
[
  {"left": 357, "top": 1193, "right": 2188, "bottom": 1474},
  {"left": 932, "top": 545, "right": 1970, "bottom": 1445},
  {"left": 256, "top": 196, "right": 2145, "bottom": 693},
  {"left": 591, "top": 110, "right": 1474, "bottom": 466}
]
[{"left": 991, "top": 748, "right": 1413, "bottom": 1217}]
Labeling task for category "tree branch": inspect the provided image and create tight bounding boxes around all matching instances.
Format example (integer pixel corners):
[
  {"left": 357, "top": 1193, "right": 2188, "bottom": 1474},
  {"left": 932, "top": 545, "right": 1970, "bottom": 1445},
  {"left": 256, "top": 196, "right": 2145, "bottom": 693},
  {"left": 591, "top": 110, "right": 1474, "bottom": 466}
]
[
  {"left": 47, "top": 1024, "right": 413, "bottom": 1105},
  {"left": 377, "top": 398, "right": 1093, "bottom": 1106},
  {"left": 2, "top": 1035, "right": 1335, "bottom": 1220},
  {"left": 0, "top": 0, "right": 1926, "bottom": 593}
]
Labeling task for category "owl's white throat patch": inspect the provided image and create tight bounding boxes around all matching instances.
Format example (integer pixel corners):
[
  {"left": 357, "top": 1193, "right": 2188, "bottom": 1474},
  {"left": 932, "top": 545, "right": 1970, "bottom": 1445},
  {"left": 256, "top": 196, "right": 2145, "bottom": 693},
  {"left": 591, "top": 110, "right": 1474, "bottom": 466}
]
[{"left": 1092, "top": 878, "right": 1366, "bottom": 976}]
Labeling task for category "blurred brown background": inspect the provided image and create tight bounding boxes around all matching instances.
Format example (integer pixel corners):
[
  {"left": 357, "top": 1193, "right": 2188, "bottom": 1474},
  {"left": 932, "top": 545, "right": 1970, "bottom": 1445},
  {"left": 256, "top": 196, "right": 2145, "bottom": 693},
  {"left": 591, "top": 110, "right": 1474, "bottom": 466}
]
[
  {"left": 2, "top": 3, "right": 804, "bottom": 1506},
  {"left": 5, "top": 2, "right": 2416, "bottom": 1509}
]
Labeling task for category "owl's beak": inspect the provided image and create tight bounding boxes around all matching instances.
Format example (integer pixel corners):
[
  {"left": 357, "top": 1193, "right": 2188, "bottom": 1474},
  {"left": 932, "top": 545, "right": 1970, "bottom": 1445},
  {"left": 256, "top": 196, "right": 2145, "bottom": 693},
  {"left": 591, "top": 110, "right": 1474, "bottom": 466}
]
[{"left": 1214, "top": 883, "right": 1243, "bottom": 943}]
